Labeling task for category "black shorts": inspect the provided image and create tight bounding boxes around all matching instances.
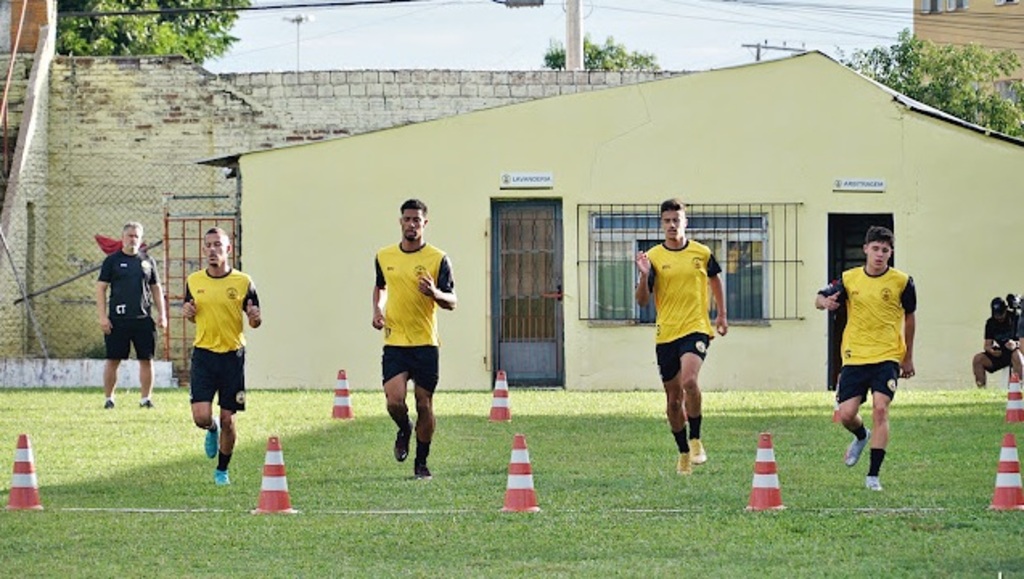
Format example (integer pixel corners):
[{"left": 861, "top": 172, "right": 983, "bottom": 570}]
[
  {"left": 655, "top": 333, "right": 710, "bottom": 382},
  {"left": 189, "top": 347, "right": 246, "bottom": 412},
  {"left": 104, "top": 317, "right": 157, "bottom": 360},
  {"left": 837, "top": 361, "right": 899, "bottom": 404},
  {"left": 382, "top": 345, "right": 440, "bottom": 393},
  {"left": 985, "top": 349, "right": 1015, "bottom": 372}
]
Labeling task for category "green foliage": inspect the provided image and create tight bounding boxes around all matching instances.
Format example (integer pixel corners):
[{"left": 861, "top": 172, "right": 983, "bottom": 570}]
[
  {"left": 0, "top": 388, "right": 1020, "bottom": 576},
  {"left": 57, "top": 0, "right": 250, "bottom": 64},
  {"left": 846, "top": 29, "right": 1024, "bottom": 137},
  {"left": 544, "top": 35, "right": 660, "bottom": 71}
]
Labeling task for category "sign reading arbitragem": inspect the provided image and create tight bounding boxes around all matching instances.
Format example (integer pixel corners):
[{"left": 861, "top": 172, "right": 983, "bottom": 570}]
[
  {"left": 500, "top": 172, "right": 554, "bottom": 189},
  {"left": 833, "top": 178, "right": 886, "bottom": 193}
]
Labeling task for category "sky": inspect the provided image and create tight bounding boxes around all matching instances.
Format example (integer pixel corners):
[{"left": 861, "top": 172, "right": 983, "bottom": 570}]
[{"left": 203, "top": 0, "right": 914, "bottom": 74}]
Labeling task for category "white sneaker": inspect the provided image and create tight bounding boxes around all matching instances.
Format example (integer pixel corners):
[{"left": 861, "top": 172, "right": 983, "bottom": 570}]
[
  {"left": 844, "top": 429, "right": 871, "bottom": 467},
  {"left": 865, "top": 476, "right": 883, "bottom": 491}
]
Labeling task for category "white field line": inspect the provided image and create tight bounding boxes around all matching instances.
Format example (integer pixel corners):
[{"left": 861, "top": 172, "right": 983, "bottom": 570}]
[{"left": 53, "top": 506, "right": 955, "bottom": 515}]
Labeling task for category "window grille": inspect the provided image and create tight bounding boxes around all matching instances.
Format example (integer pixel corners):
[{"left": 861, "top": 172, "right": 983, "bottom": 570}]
[{"left": 577, "top": 202, "right": 802, "bottom": 323}]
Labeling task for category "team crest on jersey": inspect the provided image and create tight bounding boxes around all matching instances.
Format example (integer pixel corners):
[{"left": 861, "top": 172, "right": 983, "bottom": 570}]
[
  {"left": 881, "top": 288, "right": 892, "bottom": 302},
  {"left": 696, "top": 341, "right": 706, "bottom": 354},
  {"left": 844, "top": 349, "right": 852, "bottom": 359},
  {"left": 236, "top": 391, "right": 246, "bottom": 405},
  {"left": 887, "top": 379, "right": 897, "bottom": 390},
  {"left": 414, "top": 265, "right": 427, "bottom": 277},
  {"left": 141, "top": 260, "right": 151, "bottom": 275},
  {"left": 691, "top": 257, "right": 702, "bottom": 270},
  {"left": 226, "top": 287, "right": 239, "bottom": 300}
]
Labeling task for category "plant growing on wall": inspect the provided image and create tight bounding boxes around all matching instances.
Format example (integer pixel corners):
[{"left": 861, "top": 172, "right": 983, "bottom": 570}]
[
  {"left": 57, "top": 0, "right": 250, "bottom": 64},
  {"left": 846, "top": 29, "right": 1024, "bottom": 137}
]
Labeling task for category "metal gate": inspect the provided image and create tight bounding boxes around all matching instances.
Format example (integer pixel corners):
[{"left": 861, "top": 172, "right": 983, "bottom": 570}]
[
  {"left": 491, "top": 201, "right": 564, "bottom": 387},
  {"left": 163, "top": 195, "right": 238, "bottom": 386}
]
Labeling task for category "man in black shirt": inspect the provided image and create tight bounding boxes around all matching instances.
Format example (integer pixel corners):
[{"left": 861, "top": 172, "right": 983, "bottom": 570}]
[
  {"left": 95, "top": 222, "right": 167, "bottom": 408},
  {"left": 972, "top": 296, "right": 1022, "bottom": 388}
]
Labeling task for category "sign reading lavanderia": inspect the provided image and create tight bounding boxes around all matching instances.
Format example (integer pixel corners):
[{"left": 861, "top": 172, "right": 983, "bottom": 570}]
[{"left": 500, "top": 172, "right": 554, "bottom": 189}]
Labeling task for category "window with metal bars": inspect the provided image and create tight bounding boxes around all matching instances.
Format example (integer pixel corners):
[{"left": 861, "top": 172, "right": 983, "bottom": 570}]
[{"left": 577, "top": 203, "right": 802, "bottom": 323}]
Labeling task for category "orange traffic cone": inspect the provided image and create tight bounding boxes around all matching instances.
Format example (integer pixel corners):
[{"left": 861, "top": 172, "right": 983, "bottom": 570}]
[
  {"left": 332, "top": 369, "right": 354, "bottom": 420},
  {"left": 501, "top": 433, "right": 540, "bottom": 512},
  {"left": 747, "top": 432, "right": 784, "bottom": 511},
  {"left": 1006, "top": 374, "right": 1024, "bottom": 423},
  {"left": 252, "top": 436, "right": 297, "bottom": 515},
  {"left": 7, "top": 434, "right": 42, "bottom": 510},
  {"left": 990, "top": 433, "right": 1024, "bottom": 511},
  {"left": 489, "top": 370, "right": 511, "bottom": 422}
]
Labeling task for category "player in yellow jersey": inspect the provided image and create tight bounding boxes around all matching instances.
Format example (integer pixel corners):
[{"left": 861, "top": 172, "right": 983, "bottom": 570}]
[
  {"left": 372, "top": 199, "right": 456, "bottom": 480},
  {"left": 816, "top": 226, "right": 916, "bottom": 492},
  {"left": 635, "top": 199, "right": 728, "bottom": 476},
  {"left": 182, "top": 227, "right": 262, "bottom": 486}
]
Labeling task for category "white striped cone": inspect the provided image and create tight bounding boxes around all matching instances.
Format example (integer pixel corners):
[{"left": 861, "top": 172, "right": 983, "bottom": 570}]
[
  {"left": 990, "top": 433, "right": 1024, "bottom": 510},
  {"left": 252, "top": 436, "right": 297, "bottom": 514},
  {"left": 1006, "top": 376, "right": 1024, "bottom": 423},
  {"left": 332, "top": 369, "right": 354, "bottom": 420},
  {"left": 501, "top": 433, "right": 539, "bottom": 512},
  {"left": 489, "top": 370, "right": 511, "bottom": 422},
  {"left": 747, "top": 432, "right": 784, "bottom": 511},
  {"left": 6, "top": 434, "right": 42, "bottom": 510}
]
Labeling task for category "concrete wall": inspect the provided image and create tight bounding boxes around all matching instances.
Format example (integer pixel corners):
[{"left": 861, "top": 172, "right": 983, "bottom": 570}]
[{"left": 0, "top": 358, "right": 174, "bottom": 387}]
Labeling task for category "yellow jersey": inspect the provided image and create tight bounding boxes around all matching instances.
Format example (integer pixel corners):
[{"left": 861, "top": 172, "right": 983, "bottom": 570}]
[
  {"left": 185, "top": 269, "right": 259, "bottom": 353},
  {"left": 375, "top": 243, "right": 455, "bottom": 347},
  {"left": 824, "top": 266, "right": 916, "bottom": 366},
  {"left": 646, "top": 240, "right": 722, "bottom": 344}
]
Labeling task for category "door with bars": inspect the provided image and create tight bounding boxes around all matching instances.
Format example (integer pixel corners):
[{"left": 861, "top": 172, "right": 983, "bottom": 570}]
[
  {"left": 491, "top": 201, "right": 564, "bottom": 387},
  {"left": 163, "top": 213, "right": 238, "bottom": 387}
]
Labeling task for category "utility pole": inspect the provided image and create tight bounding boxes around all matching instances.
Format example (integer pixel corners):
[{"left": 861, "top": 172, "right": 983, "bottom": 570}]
[
  {"left": 741, "top": 41, "right": 806, "bottom": 62},
  {"left": 284, "top": 14, "right": 315, "bottom": 72},
  {"left": 565, "top": 0, "right": 583, "bottom": 71}
]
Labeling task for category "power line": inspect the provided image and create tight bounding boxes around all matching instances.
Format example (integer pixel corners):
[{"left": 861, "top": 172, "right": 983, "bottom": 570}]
[{"left": 58, "top": 0, "right": 430, "bottom": 19}]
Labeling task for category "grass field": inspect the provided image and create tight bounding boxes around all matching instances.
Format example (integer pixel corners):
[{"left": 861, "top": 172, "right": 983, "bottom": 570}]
[{"left": 1, "top": 387, "right": 1023, "bottom": 578}]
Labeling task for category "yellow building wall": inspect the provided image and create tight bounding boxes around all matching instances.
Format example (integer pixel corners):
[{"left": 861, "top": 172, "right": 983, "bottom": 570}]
[
  {"left": 914, "top": 2, "right": 1024, "bottom": 80},
  {"left": 240, "top": 53, "right": 1024, "bottom": 392}
]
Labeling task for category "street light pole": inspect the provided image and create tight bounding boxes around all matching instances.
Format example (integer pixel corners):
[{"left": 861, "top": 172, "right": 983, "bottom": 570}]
[{"left": 283, "top": 14, "right": 315, "bottom": 72}]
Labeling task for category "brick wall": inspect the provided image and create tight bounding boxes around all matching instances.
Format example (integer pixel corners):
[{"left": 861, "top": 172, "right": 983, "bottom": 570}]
[{"left": 3, "top": 55, "right": 682, "bottom": 360}]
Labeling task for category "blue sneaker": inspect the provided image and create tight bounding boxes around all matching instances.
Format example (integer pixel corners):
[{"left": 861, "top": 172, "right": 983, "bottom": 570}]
[
  {"left": 214, "top": 469, "right": 230, "bottom": 486},
  {"left": 204, "top": 420, "right": 220, "bottom": 459}
]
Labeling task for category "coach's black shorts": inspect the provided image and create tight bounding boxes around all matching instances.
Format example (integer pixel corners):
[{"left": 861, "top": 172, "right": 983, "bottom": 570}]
[
  {"left": 985, "top": 349, "right": 1015, "bottom": 372},
  {"left": 189, "top": 347, "right": 246, "bottom": 412},
  {"left": 837, "top": 361, "right": 899, "bottom": 404},
  {"left": 104, "top": 317, "right": 157, "bottom": 360},
  {"left": 655, "top": 332, "right": 710, "bottom": 382},
  {"left": 382, "top": 345, "right": 439, "bottom": 393}
]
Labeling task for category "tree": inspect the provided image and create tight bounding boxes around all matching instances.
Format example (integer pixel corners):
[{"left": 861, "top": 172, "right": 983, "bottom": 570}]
[
  {"left": 544, "top": 35, "right": 659, "bottom": 71},
  {"left": 57, "top": 0, "right": 250, "bottom": 64},
  {"left": 846, "top": 29, "right": 1024, "bottom": 137}
]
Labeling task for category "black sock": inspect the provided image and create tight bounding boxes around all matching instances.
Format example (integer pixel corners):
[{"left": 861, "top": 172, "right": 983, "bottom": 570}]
[
  {"left": 672, "top": 429, "right": 689, "bottom": 453},
  {"left": 853, "top": 425, "right": 868, "bottom": 440},
  {"left": 415, "top": 438, "right": 431, "bottom": 466},
  {"left": 867, "top": 448, "right": 885, "bottom": 477},
  {"left": 217, "top": 451, "right": 232, "bottom": 472},
  {"left": 392, "top": 414, "right": 412, "bottom": 433},
  {"left": 688, "top": 415, "right": 702, "bottom": 440}
]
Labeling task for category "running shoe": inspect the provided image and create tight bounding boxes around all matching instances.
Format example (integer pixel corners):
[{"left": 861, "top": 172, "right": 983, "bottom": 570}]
[
  {"left": 394, "top": 422, "right": 412, "bottom": 463},
  {"left": 865, "top": 476, "right": 883, "bottom": 491},
  {"left": 414, "top": 463, "right": 432, "bottom": 480},
  {"left": 204, "top": 419, "right": 220, "bottom": 459},
  {"left": 844, "top": 428, "right": 870, "bottom": 467},
  {"left": 103, "top": 399, "right": 115, "bottom": 409},
  {"left": 676, "top": 453, "right": 692, "bottom": 475},
  {"left": 214, "top": 469, "right": 230, "bottom": 486},
  {"left": 689, "top": 439, "right": 707, "bottom": 465}
]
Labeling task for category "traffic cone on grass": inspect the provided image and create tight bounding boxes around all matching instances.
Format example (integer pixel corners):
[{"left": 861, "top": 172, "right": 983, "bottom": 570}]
[
  {"left": 501, "top": 433, "right": 539, "bottom": 512},
  {"left": 7, "top": 434, "right": 42, "bottom": 510},
  {"left": 746, "top": 432, "right": 784, "bottom": 511},
  {"left": 990, "top": 433, "right": 1024, "bottom": 510},
  {"left": 252, "top": 436, "right": 297, "bottom": 514},
  {"left": 489, "top": 370, "right": 511, "bottom": 422},
  {"left": 1006, "top": 375, "right": 1024, "bottom": 423},
  {"left": 332, "top": 369, "right": 354, "bottom": 420}
]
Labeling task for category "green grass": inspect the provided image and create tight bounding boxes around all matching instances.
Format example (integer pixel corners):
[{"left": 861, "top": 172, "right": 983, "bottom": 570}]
[{"left": 1, "top": 388, "right": 1023, "bottom": 577}]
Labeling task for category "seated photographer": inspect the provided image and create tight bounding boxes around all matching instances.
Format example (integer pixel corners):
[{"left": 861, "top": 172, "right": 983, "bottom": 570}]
[{"left": 972, "top": 296, "right": 1023, "bottom": 387}]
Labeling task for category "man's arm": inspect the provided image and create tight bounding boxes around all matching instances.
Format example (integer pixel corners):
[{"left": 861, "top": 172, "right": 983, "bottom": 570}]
[
  {"left": 182, "top": 283, "right": 196, "bottom": 324},
  {"left": 901, "top": 312, "right": 916, "bottom": 378},
  {"left": 152, "top": 282, "right": 167, "bottom": 330},
  {"left": 709, "top": 274, "right": 728, "bottom": 336},
  {"left": 96, "top": 281, "right": 112, "bottom": 334},
  {"left": 635, "top": 251, "right": 651, "bottom": 307},
  {"left": 372, "top": 286, "right": 386, "bottom": 329}
]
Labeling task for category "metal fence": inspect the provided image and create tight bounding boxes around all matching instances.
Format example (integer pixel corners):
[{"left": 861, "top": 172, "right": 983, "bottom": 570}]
[{"left": 1, "top": 159, "right": 238, "bottom": 385}]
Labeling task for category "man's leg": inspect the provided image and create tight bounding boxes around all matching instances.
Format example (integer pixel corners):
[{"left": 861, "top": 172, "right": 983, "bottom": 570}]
[
  {"left": 865, "top": 392, "right": 892, "bottom": 491},
  {"left": 413, "top": 385, "right": 435, "bottom": 479},
  {"left": 103, "top": 359, "right": 121, "bottom": 408},
  {"left": 384, "top": 373, "right": 412, "bottom": 462},
  {"left": 139, "top": 359, "right": 154, "bottom": 404},
  {"left": 839, "top": 385, "right": 871, "bottom": 468},
  {"left": 972, "top": 352, "right": 992, "bottom": 387},
  {"left": 663, "top": 375, "right": 691, "bottom": 474},
  {"left": 680, "top": 353, "right": 706, "bottom": 464}
]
